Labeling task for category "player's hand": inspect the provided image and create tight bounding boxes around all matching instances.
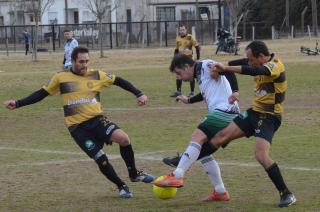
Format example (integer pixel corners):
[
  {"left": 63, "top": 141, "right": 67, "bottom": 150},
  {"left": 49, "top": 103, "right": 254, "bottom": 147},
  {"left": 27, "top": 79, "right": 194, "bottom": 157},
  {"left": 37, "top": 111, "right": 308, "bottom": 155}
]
[
  {"left": 210, "top": 63, "right": 227, "bottom": 72},
  {"left": 176, "top": 95, "right": 189, "bottom": 104},
  {"left": 228, "top": 92, "right": 239, "bottom": 104},
  {"left": 4, "top": 100, "right": 17, "bottom": 110},
  {"left": 137, "top": 95, "right": 148, "bottom": 106}
]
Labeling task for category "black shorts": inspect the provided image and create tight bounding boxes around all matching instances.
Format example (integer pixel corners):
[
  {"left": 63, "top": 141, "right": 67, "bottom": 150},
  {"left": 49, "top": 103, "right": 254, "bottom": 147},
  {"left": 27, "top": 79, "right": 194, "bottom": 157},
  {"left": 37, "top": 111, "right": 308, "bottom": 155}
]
[
  {"left": 233, "top": 108, "right": 281, "bottom": 143},
  {"left": 69, "top": 115, "right": 120, "bottom": 158}
]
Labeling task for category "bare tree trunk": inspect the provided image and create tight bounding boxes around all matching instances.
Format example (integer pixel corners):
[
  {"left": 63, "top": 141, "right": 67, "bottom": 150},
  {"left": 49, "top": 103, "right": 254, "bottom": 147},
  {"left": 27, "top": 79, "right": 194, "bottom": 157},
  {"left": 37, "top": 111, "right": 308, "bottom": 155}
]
[
  {"left": 286, "top": 0, "right": 290, "bottom": 37},
  {"left": 65, "top": 0, "right": 69, "bottom": 24},
  {"left": 311, "top": 0, "right": 318, "bottom": 36},
  {"left": 33, "top": 16, "right": 39, "bottom": 61},
  {"left": 99, "top": 18, "right": 104, "bottom": 58}
]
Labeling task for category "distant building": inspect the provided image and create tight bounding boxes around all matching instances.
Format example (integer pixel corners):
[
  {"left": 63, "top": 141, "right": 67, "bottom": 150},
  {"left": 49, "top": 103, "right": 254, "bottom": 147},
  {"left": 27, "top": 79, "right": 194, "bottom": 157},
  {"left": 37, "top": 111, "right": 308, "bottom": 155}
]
[{"left": 0, "top": 0, "right": 226, "bottom": 26}]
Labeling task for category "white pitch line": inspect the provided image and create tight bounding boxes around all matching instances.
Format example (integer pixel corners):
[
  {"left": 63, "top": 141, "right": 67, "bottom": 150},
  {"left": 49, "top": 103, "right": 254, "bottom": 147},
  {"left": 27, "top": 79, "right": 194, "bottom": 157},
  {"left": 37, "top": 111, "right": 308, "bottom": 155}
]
[
  {"left": 0, "top": 146, "right": 84, "bottom": 155},
  {"left": 46, "top": 104, "right": 320, "bottom": 112},
  {"left": 0, "top": 147, "right": 319, "bottom": 172}
]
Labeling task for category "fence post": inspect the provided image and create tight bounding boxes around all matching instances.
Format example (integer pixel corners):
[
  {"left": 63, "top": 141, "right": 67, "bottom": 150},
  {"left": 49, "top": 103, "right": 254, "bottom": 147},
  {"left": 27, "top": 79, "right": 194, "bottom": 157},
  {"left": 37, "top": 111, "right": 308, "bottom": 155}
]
[
  {"left": 126, "top": 32, "right": 130, "bottom": 49},
  {"left": 165, "top": 21, "right": 168, "bottom": 47},
  {"left": 252, "top": 25, "right": 255, "bottom": 40},
  {"left": 85, "top": 24, "right": 89, "bottom": 47},
  {"left": 307, "top": 25, "right": 311, "bottom": 39},
  {"left": 51, "top": 24, "right": 56, "bottom": 52},
  {"left": 291, "top": 25, "right": 294, "bottom": 39},
  {"left": 116, "top": 23, "right": 119, "bottom": 48},
  {"left": 214, "top": 21, "right": 218, "bottom": 43},
  {"left": 146, "top": 22, "right": 149, "bottom": 47},
  {"left": 58, "top": 26, "right": 61, "bottom": 48},
  {"left": 271, "top": 25, "right": 275, "bottom": 40},
  {"left": 6, "top": 37, "right": 9, "bottom": 56},
  {"left": 109, "top": 23, "right": 113, "bottom": 49},
  {"left": 141, "top": 23, "right": 145, "bottom": 48},
  {"left": 13, "top": 26, "right": 16, "bottom": 52},
  {"left": 159, "top": 23, "right": 163, "bottom": 47},
  {"left": 5, "top": 26, "right": 9, "bottom": 56},
  {"left": 192, "top": 26, "right": 196, "bottom": 39},
  {"left": 49, "top": 37, "right": 52, "bottom": 52}
]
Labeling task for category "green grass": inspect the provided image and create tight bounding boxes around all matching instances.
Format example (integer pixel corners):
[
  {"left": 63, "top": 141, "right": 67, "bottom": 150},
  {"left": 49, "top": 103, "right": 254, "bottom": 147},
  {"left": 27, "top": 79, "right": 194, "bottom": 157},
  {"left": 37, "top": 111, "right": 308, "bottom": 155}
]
[{"left": 0, "top": 38, "right": 320, "bottom": 211}]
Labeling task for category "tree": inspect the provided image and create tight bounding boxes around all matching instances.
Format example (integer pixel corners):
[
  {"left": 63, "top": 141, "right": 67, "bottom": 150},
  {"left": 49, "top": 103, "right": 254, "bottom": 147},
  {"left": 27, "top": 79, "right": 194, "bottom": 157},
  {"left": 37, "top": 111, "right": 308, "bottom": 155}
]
[
  {"left": 224, "top": 0, "right": 257, "bottom": 41},
  {"left": 28, "top": 0, "right": 55, "bottom": 61},
  {"left": 82, "top": 0, "right": 119, "bottom": 58},
  {"left": 224, "top": 0, "right": 257, "bottom": 34}
]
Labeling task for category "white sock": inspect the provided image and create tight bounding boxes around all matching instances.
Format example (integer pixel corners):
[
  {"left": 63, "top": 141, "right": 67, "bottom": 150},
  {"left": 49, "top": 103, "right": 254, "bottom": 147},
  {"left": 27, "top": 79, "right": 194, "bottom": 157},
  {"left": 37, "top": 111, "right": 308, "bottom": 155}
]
[
  {"left": 173, "top": 141, "right": 201, "bottom": 179},
  {"left": 200, "top": 155, "right": 226, "bottom": 194}
]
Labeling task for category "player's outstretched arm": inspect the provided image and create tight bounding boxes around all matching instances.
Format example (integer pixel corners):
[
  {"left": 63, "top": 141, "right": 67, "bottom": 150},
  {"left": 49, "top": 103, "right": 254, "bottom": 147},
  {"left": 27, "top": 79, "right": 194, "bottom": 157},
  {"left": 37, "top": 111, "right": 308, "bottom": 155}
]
[
  {"left": 113, "top": 76, "right": 146, "bottom": 106},
  {"left": 4, "top": 88, "right": 49, "bottom": 110},
  {"left": 176, "top": 93, "right": 203, "bottom": 104},
  {"left": 4, "top": 100, "right": 17, "bottom": 110},
  {"left": 137, "top": 94, "right": 148, "bottom": 106},
  {"left": 176, "top": 95, "right": 189, "bottom": 104}
]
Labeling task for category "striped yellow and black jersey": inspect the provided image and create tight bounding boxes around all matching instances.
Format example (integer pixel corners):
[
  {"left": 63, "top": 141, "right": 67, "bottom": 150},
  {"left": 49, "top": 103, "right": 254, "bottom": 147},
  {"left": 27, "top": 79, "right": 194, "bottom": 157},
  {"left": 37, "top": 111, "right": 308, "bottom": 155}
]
[
  {"left": 252, "top": 58, "right": 287, "bottom": 114},
  {"left": 175, "top": 34, "right": 199, "bottom": 57},
  {"left": 43, "top": 69, "right": 115, "bottom": 127}
]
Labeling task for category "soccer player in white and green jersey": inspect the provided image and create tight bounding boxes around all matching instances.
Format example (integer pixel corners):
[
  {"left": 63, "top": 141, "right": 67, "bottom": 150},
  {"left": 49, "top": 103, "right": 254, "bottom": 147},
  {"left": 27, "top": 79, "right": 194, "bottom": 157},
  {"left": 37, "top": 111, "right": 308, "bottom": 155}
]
[{"left": 157, "top": 54, "right": 240, "bottom": 201}]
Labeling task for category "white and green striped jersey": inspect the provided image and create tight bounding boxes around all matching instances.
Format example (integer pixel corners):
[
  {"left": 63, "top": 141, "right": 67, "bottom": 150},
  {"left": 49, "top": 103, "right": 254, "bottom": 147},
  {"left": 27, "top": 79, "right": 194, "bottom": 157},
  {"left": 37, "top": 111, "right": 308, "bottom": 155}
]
[{"left": 196, "top": 59, "right": 239, "bottom": 113}]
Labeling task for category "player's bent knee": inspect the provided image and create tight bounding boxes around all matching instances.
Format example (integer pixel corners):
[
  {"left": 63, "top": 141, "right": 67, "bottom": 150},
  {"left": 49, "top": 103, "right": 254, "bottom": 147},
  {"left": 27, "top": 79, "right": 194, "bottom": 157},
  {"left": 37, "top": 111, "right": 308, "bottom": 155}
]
[
  {"left": 118, "top": 135, "right": 130, "bottom": 146},
  {"left": 94, "top": 150, "right": 109, "bottom": 167}
]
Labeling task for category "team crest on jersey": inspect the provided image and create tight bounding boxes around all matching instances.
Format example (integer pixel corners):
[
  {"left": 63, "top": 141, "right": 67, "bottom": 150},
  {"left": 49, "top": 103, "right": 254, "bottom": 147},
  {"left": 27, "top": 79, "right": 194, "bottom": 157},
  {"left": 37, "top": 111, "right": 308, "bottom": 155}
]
[
  {"left": 87, "top": 81, "right": 93, "bottom": 89},
  {"left": 85, "top": 140, "right": 95, "bottom": 151},
  {"left": 105, "top": 72, "right": 113, "bottom": 79},
  {"left": 266, "top": 63, "right": 274, "bottom": 70}
]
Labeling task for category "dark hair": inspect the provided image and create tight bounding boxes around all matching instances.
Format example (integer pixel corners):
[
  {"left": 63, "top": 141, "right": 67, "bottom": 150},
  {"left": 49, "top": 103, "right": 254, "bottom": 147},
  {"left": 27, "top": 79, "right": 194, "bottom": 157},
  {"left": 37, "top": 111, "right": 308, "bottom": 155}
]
[
  {"left": 169, "top": 55, "right": 195, "bottom": 72},
  {"left": 179, "top": 24, "right": 187, "bottom": 29},
  {"left": 71, "top": 46, "right": 89, "bottom": 61},
  {"left": 246, "top": 40, "right": 270, "bottom": 58},
  {"left": 64, "top": 29, "right": 72, "bottom": 33}
]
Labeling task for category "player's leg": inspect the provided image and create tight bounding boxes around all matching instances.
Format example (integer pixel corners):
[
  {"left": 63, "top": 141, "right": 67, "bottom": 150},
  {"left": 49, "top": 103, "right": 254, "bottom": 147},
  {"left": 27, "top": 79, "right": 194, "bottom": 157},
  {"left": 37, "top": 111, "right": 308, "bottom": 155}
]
[
  {"left": 110, "top": 128, "right": 154, "bottom": 183},
  {"left": 25, "top": 44, "right": 29, "bottom": 55},
  {"left": 170, "top": 79, "right": 182, "bottom": 97},
  {"left": 163, "top": 110, "right": 239, "bottom": 167},
  {"left": 69, "top": 125, "right": 132, "bottom": 198},
  {"left": 188, "top": 80, "right": 195, "bottom": 97},
  {"left": 154, "top": 129, "right": 207, "bottom": 188},
  {"left": 200, "top": 155, "right": 230, "bottom": 201},
  {"left": 196, "top": 111, "right": 236, "bottom": 201},
  {"left": 253, "top": 114, "right": 296, "bottom": 207},
  {"left": 209, "top": 109, "right": 253, "bottom": 151}
]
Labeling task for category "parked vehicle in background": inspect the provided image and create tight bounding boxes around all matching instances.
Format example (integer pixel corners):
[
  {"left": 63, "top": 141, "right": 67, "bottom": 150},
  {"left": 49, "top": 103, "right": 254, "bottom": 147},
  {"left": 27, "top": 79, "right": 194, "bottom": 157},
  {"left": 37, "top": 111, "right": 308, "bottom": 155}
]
[{"left": 215, "top": 29, "right": 241, "bottom": 55}]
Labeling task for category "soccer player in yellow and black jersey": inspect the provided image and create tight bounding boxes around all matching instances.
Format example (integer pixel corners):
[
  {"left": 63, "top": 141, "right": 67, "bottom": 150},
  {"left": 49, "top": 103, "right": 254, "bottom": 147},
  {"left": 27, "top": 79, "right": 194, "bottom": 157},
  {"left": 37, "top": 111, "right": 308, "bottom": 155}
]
[
  {"left": 209, "top": 41, "right": 296, "bottom": 207},
  {"left": 170, "top": 25, "right": 200, "bottom": 98},
  {"left": 157, "top": 41, "right": 296, "bottom": 207},
  {"left": 4, "top": 46, "right": 154, "bottom": 199}
]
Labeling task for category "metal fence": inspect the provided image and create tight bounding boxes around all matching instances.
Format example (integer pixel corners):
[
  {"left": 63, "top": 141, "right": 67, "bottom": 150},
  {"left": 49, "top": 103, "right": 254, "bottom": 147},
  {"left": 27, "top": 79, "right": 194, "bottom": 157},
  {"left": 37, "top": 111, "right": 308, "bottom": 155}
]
[{"left": 0, "top": 20, "right": 319, "bottom": 53}]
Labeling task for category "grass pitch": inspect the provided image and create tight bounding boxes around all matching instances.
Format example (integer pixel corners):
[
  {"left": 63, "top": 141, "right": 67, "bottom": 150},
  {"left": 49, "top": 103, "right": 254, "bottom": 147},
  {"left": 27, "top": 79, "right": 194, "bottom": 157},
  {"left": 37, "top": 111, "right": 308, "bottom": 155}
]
[{"left": 0, "top": 38, "right": 320, "bottom": 212}]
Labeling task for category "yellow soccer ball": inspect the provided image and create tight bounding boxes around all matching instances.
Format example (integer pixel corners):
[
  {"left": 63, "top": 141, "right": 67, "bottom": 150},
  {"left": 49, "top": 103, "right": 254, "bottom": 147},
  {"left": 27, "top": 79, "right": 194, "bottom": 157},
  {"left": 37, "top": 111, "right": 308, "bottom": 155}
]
[{"left": 153, "top": 176, "right": 177, "bottom": 200}]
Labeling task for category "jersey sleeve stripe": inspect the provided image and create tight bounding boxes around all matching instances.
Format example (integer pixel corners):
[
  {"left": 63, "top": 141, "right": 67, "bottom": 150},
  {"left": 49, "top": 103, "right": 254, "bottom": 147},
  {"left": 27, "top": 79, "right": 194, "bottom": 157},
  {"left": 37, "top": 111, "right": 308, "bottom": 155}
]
[{"left": 60, "top": 82, "right": 78, "bottom": 94}]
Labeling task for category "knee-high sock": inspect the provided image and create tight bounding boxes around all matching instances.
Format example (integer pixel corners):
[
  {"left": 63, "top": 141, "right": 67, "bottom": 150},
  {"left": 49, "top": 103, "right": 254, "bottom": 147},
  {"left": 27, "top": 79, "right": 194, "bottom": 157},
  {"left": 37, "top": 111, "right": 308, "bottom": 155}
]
[
  {"left": 176, "top": 79, "right": 182, "bottom": 92},
  {"left": 200, "top": 155, "right": 226, "bottom": 194},
  {"left": 96, "top": 154, "right": 126, "bottom": 189},
  {"left": 266, "top": 162, "right": 290, "bottom": 194},
  {"left": 120, "top": 144, "right": 138, "bottom": 178},
  {"left": 190, "top": 80, "right": 195, "bottom": 92},
  {"left": 173, "top": 141, "right": 201, "bottom": 179}
]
